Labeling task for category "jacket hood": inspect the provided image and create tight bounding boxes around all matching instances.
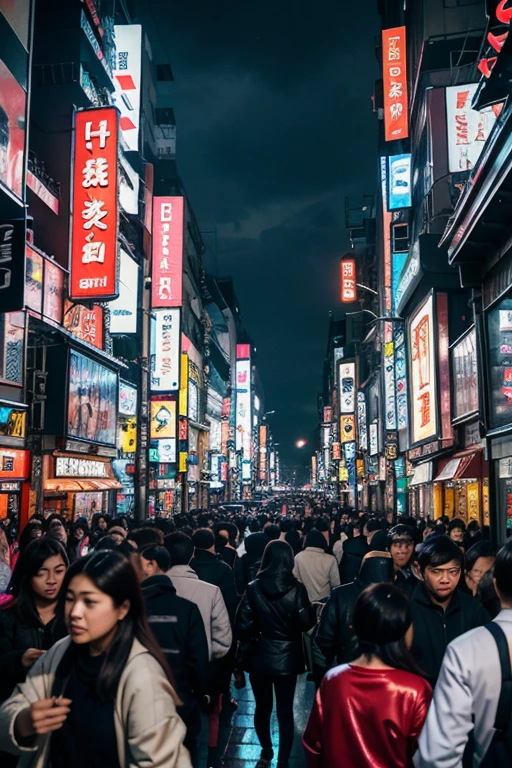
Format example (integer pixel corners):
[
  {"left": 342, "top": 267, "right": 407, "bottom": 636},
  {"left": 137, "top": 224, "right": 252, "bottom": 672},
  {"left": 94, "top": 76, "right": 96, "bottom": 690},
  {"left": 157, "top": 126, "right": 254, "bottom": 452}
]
[
  {"left": 256, "top": 570, "right": 297, "bottom": 599},
  {"left": 412, "top": 580, "right": 461, "bottom": 614},
  {"left": 356, "top": 553, "right": 393, "bottom": 585},
  {"left": 141, "top": 574, "right": 177, "bottom": 598}
]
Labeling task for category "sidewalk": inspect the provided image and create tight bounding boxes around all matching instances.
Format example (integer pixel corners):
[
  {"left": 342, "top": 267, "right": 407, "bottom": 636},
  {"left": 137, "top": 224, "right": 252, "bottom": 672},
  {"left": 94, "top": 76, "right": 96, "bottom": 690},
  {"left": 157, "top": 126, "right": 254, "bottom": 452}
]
[{"left": 220, "top": 673, "right": 315, "bottom": 767}]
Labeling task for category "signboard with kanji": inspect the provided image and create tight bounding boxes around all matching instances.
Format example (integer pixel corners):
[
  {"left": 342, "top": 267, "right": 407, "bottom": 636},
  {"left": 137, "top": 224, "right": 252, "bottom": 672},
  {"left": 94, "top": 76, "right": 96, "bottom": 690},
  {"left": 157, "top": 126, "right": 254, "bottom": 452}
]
[
  {"left": 382, "top": 27, "right": 409, "bottom": 142},
  {"left": 340, "top": 258, "right": 356, "bottom": 303},
  {"left": 152, "top": 197, "right": 184, "bottom": 308},
  {"left": 70, "top": 107, "right": 119, "bottom": 301}
]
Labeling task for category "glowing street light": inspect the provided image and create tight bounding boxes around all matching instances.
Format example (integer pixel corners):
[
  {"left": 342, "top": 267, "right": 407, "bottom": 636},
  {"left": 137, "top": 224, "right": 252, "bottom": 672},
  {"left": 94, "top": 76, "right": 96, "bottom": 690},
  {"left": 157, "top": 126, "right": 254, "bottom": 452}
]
[{"left": 296, "top": 439, "right": 307, "bottom": 449}]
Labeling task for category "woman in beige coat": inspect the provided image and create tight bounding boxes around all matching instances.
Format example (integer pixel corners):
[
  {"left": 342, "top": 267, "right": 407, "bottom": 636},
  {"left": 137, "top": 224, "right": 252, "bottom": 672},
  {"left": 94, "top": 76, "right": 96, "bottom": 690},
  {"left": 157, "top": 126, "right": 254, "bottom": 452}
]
[{"left": 0, "top": 550, "right": 191, "bottom": 768}]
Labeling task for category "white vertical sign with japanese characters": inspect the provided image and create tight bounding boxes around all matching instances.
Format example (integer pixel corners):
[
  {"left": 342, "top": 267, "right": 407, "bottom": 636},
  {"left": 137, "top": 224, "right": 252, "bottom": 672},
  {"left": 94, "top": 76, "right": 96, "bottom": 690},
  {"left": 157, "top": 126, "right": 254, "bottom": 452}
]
[
  {"left": 70, "top": 107, "right": 119, "bottom": 301},
  {"left": 150, "top": 309, "right": 181, "bottom": 392},
  {"left": 112, "top": 25, "right": 142, "bottom": 152}
]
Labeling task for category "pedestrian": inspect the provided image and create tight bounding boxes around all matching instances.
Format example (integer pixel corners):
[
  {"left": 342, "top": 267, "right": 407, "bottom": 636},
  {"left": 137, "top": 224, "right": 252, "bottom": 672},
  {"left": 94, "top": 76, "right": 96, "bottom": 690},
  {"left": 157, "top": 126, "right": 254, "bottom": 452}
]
[
  {"left": 312, "top": 551, "right": 394, "bottom": 681},
  {"left": 414, "top": 538, "right": 512, "bottom": 767},
  {"left": 303, "top": 583, "right": 432, "bottom": 768},
  {"left": 235, "top": 540, "right": 315, "bottom": 768},
  {"left": 213, "top": 522, "right": 239, "bottom": 569},
  {"left": 235, "top": 531, "right": 268, "bottom": 595},
  {"left": 45, "top": 517, "right": 68, "bottom": 551},
  {"left": 0, "top": 527, "right": 11, "bottom": 594},
  {"left": 448, "top": 518, "right": 466, "bottom": 546},
  {"left": 409, "top": 535, "right": 490, "bottom": 684},
  {"left": 462, "top": 540, "right": 495, "bottom": 597},
  {"left": 10, "top": 521, "right": 43, "bottom": 572},
  {"left": 293, "top": 530, "right": 340, "bottom": 603},
  {"left": 89, "top": 514, "right": 110, "bottom": 547},
  {"left": 0, "top": 550, "right": 191, "bottom": 767},
  {"left": 338, "top": 520, "right": 369, "bottom": 585},
  {"left": 190, "top": 528, "right": 239, "bottom": 622},
  {"left": 139, "top": 545, "right": 209, "bottom": 767},
  {"left": 387, "top": 524, "right": 418, "bottom": 593},
  {"left": 69, "top": 519, "right": 90, "bottom": 561},
  {"left": 0, "top": 537, "right": 68, "bottom": 702}
]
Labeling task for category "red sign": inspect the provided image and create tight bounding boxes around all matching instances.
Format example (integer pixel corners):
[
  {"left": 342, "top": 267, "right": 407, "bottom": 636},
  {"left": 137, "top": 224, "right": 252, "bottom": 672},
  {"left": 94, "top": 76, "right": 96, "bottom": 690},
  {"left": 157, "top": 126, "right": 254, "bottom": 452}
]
[
  {"left": 237, "top": 344, "right": 251, "bottom": 360},
  {"left": 70, "top": 107, "right": 119, "bottom": 300},
  {"left": 63, "top": 300, "right": 104, "bottom": 349},
  {"left": 179, "top": 419, "right": 188, "bottom": 441},
  {"left": 152, "top": 196, "right": 184, "bottom": 308},
  {"left": 0, "top": 449, "right": 29, "bottom": 479},
  {"left": 382, "top": 27, "right": 409, "bottom": 142},
  {"left": 340, "top": 259, "right": 356, "bottom": 303}
]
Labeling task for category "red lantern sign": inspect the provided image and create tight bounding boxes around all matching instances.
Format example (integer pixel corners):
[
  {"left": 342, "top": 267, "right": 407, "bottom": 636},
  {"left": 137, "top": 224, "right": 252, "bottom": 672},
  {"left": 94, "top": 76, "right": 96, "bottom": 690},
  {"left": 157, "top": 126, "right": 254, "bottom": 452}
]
[
  {"left": 340, "top": 259, "right": 356, "bottom": 303},
  {"left": 382, "top": 27, "right": 409, "bottom": 142},
  {"left": 70, "top": 107, "right": 119, "bottom": 301}
]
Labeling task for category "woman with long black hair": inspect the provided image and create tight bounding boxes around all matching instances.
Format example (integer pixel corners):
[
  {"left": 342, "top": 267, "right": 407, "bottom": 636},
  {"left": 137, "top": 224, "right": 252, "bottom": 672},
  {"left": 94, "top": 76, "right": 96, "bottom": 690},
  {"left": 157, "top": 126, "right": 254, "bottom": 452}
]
[
  {"left": 0, "top": 550, "right": 191, "bottom": 768},
  {"left": 303, "top": 583, "right": 432, "bottom": 768},
  {"left": 0, "top": 537, "right": 68, "bottom": 702},
  {"left": 235, "top": 539, "right": 315, "bottom": 768}
]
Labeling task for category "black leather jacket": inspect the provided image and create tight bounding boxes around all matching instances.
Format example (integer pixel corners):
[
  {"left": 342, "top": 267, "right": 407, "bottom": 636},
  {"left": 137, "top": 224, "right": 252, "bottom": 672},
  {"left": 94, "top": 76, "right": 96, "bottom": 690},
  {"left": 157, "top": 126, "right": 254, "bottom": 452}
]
[{"left": 235, "top": 574, "right": 315, "bottom": 676}]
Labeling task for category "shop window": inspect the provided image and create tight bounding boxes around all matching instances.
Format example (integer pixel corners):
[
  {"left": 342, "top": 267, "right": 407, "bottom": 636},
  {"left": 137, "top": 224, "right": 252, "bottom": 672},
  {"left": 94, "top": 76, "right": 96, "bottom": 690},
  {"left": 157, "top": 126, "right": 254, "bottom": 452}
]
[{"left": 487, "top": 298, "right": 512, "bottom": 429}]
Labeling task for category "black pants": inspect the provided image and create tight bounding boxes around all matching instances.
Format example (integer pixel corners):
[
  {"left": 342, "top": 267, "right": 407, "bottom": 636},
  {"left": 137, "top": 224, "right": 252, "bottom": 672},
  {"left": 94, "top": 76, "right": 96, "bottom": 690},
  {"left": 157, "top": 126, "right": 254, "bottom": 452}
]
[{"left": 249, "top": 673, "right": 297, "bottom": 763}]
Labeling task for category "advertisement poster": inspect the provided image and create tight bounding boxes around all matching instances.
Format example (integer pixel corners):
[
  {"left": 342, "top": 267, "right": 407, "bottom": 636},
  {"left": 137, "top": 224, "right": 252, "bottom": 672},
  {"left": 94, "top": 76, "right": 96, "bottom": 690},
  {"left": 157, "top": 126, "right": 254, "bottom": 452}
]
[
  {"left": 0, "top": 311, "right": 23, "bottom": 385},
  {"left": 0, "top": 59, "right": 26, "bottom": 200},
  {"left": 392, "top": 252, "right": 407, "bottom": 314},
  {"left": 452, "top": 328, "right": 478, "bottom": 419},
  {"left": 118, "top": 381, "right": 137, "bottom": 417},
  {"left": 63, "top": 301, "right": 104, "bottom": 350},
  {"left": 152, "top": 196, "right": 184, "bottom": 308},
  {"left": 235, "top": 359, "right": 251, "bottom": 458},
  {"left": 24, "top": 244, "right": 43, "bottom": 313},
  {"left": 340, "top": 258, "right": 356, "bottom": 303},
  {"left": 150, "top": 399, "right": 176, "bottom": 439},
  {"left": 67, "top": 350, "right": 117, "bottom": 445},
  {"left": 446, "top": 84, "right": 498, "bottom": 173},
  {"left": 70, "top": 107, "right": 119, "bottom": 301},
  {"left": 388, "top": 154, "right": 412, "bottom": 210},
  {"left": 43, "top": 259, "right": 64, "bottom": 324},
  {"left": 0, "top": 405, "right": 26, "bottom": 437},
  {"left": 395, "top": 325, "right": 408, "bottom": 432},
  {"left": 382, "top": 26, "right": 409, "bottom": 142},
  {"left": 384, "top": 341, "right": 397, "bottom": 430},
  {"left": 488, "top": 298, "right": 512, "bottom": 429},
  {"left": 150, "top": 309, "right": 180, "bottom": 392},
  {"left": 112, "top": 25, "right": 142, "bottom": 152},
  {"left": 409, "top": 293, "right": 438, "bottom": 444},
  {"left": 340, "top": 414, "right": 356, "bottom": 443},
  {"left": 357, "top": 391, "right": 368, "bottom": 452},
  {"left": 339, "top": 362, "right": 356, "bottom": 413},
  {"left": 369, "top": 422, "right": 379, "bottom": 456},
  {"left": 109, "top": 248, "right": 139, "bottom": 334}
]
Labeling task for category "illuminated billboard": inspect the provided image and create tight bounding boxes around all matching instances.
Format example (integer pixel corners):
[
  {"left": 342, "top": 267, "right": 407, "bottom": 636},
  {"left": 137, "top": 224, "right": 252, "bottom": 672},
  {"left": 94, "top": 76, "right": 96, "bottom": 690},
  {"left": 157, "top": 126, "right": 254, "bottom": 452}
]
[
  {"left": 150, "top": 309, "right": 180, "bottom": 392},
  {"left": 445, "top": 84, "right": 498, "bottom": 173},
  {"left": 388, "top": 154, "right": 411, "bottom": 210},
  {"left": 408, "top": 294, "right": 438, "bottom": 444},
  {"left": 112, "top": 25, "right": 142, "bottom": 152},
  {"left": 152, "top": 196, "right": 184, "bottom": 308},
  {"left": 235, "top": 359, "right": 251, "bottom": 459},
  {"left": 382, "top": 26, "right": 409, "bottom": 142}
]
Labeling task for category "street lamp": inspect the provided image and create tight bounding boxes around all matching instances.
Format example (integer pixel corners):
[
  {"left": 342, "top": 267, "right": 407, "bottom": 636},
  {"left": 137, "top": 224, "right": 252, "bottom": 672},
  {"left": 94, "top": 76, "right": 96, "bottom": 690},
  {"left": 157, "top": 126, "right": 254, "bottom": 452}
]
[{"left": 296, "top": 439, "right": 307, "bottom": 449}]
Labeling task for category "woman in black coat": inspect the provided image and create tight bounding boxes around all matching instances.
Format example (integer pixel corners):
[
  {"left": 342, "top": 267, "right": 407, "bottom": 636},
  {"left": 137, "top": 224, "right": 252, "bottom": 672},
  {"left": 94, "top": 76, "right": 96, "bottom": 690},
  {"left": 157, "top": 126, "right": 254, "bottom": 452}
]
[{"left": 235, "top": 540, "right": 315, "bottom": 768}]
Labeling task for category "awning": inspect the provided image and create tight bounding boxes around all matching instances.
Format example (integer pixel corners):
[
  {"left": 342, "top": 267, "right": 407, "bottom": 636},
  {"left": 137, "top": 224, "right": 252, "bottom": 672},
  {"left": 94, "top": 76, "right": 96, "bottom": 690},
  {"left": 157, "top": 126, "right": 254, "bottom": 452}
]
[
  {"left": 409, "top": 461, "right": 433, "bottom": 487},
  {"left": 45, "top": 478, "right": 122, "bottom": 492},
  {"left": 434, "top": 452, "right": 482, "bottom": 483}
]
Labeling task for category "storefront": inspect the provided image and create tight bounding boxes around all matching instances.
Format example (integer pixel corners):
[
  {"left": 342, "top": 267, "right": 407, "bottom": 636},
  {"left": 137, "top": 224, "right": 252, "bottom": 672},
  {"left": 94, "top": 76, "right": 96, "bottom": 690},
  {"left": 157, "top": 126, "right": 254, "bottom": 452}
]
[
  {"left": 43, "top": 453, "right": 121, "bottom": 521},
  {"left": 408, "top": 461, "right": 434, "bottom": 518},
  {"left": 114, "top": 381, "right": 138, "bottom": 516},
  {"left": 0, "top": 447, "right": 30, "bottom": 524}
]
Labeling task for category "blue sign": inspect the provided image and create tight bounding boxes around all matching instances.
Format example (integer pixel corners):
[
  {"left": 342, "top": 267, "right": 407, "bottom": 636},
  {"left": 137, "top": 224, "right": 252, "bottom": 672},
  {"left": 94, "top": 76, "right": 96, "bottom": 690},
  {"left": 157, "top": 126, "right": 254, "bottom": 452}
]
[
  {"left": 392, "top": 253, "right": 407, "bottom": 314},
  {"left": 388, "top": 154, "right": 412, "bottom": 210}
]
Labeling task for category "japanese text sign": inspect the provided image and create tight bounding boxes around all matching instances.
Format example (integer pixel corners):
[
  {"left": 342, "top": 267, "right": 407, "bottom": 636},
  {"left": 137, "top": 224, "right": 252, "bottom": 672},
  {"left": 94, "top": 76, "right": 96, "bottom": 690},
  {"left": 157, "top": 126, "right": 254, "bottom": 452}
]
[
  {"left": 408, "top": 293, "right": 438, "bottom": 444},
  {"left": 383, "top": 27, "right": 409, "bottom": 142},
  {"left": 150, "top": 309, "right": 181, "bottom": 392},
  {"left": 340, "top": 259, "right": 356, "bottom": 303},
  {"left": 152, "top": 197, "right": 184, "bottom": 308},
  {"left": 445, "top": 84, "right": 498, "bottom": 173},
  {"left": 70, "top": 107, "right": 119, "bottom": 301}
]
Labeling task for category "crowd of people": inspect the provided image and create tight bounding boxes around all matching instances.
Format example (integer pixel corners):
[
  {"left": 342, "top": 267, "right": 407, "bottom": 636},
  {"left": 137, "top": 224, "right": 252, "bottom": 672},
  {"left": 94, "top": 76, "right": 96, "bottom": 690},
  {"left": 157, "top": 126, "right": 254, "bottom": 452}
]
[{"left": 0, "top": 500, "right": 510, "bottom": 768}]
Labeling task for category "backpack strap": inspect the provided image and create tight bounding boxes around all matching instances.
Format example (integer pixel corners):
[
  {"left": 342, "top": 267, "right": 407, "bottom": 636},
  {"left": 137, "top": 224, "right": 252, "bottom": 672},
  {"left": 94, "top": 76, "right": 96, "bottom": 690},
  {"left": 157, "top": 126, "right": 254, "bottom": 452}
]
[{"left": 485, "top": 622, "right": 512, "bottom": 732}]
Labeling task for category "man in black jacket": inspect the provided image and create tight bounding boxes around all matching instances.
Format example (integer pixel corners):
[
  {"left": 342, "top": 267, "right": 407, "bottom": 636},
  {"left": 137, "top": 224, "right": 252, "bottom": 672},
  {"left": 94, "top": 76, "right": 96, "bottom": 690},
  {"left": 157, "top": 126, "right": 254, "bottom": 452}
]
[
  {"left": 338, "top": 520, "right": 369, "bottom": 585},
  {"left": 140, "top": 545, "right": 209, "bottom": 767},
  {"left": 190, "top": 528, "right": 239, "bottom": 623},
  {"left": 410, "top": 535, "right": 490, "bottom": 685},
  {"left": 312, "top": 552, "right": 393, "bottom": 683}
]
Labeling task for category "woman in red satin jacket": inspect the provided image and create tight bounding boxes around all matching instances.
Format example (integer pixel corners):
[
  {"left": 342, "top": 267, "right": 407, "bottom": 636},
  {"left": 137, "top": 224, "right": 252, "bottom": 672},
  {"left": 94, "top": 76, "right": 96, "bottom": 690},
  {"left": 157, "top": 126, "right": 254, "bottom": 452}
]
[{"left": 303, "top": 583, "right": 432, "bottom": 768}]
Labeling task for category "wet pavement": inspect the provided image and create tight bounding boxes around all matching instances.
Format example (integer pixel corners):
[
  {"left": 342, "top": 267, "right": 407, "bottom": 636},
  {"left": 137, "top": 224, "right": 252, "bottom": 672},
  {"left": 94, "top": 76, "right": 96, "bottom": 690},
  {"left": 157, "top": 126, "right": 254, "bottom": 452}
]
[{"left": 197, "top": 673, "right": 315, "bottom": 767}]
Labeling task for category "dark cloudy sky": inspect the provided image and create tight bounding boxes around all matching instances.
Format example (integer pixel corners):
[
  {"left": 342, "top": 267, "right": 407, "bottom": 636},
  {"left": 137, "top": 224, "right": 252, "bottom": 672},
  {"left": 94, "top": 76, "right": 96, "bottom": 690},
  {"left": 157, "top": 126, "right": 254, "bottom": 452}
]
[{"left": 142, "top": 1, "right": 379, "bottom": 466}]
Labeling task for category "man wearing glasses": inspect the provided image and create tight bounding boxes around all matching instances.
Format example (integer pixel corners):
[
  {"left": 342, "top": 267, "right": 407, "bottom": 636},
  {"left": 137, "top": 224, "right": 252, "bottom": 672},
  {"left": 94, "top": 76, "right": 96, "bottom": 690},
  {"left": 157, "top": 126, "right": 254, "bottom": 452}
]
[{"left": 410, "top": 535, "right": 490, "bottom": 685}]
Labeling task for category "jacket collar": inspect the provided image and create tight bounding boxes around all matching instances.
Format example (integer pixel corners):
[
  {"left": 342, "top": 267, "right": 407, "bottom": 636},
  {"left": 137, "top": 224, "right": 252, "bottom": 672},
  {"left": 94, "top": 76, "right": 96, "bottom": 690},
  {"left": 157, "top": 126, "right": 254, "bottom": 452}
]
[
  {"left": 168, "top": 564, "right": 198, "bottom": 580},
  {"left": 141, "top": 574, "right": 177, "bottom": 595},
  {"left": 193, "top": 549, "right": 217, "bottom": 562},
  {"left": 413, "top": 580, "right": 461, "bottom": 614},
  {"left": 304, "top": 547, "right": 327, "bottom": 554}
]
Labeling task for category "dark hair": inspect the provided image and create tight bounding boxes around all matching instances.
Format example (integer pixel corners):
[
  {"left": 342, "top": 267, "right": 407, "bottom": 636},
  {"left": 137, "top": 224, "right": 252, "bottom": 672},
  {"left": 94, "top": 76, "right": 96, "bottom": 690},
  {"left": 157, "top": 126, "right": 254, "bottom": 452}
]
[
  {"left": 465, "top": 541, "right": 495, "bottom": 573},
  {"left": 192, "top": 528, "right": 215, "bottom": 550},
  {"left": 165, "top": 531, "right": 194, "bottom": 566},
  {"left": 140, "top": 545, "right": 170, "bottom": 572},
  {"left": 17, "top": 520, "right": 44, "bottom": 556},
  {"left": 387, "top": 524, "right": 414, "bottom": 547},
  {"left": 352, "top": 583, "right": 423, "bottom": 675},
  {"left": 418, "top": 535, "right": 464, "bottom": 572},
  {"left": 366, "top": 519, "right": 382, "bottom": 534},
  {"left": 263, "top": 524, "right": 280, "bottom": 541},
  {"left": 279, "top": 519, "right": 292, "bottom": 533},
  {"left": 61, "top": 551, "right": 176, "bottom": 701},
  {"left": 5, "top": 537, "right": 69, "bottom": 624},
  {"left": 127, "top": 527, "right": 163, "bottom": 549},
  {"left": 214, "top": 521, "right": 238, "bottom": 545},
  {"left": 314, "top": 517, "right": 329, "bottom": 533},
  {"left": 467, "top": 520, "right": 480, "bottom": 534},
  {"left": 304, "top": 529, "right": 329, "bottom": 552},
  {"left": 257, "top": 540, "right": 295, "bottom": 592},
  {"left": 448, "top": 518, "right": 466, "bottom": 532},
  {"left": 494, "top": 539, "right": 512, "bottom": 601},
  {"left": 94, "top": 536, "right": 118, "bottom": 551},
  {"left": 434, "top": 522, "right": 446, "bottom": 535}
]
